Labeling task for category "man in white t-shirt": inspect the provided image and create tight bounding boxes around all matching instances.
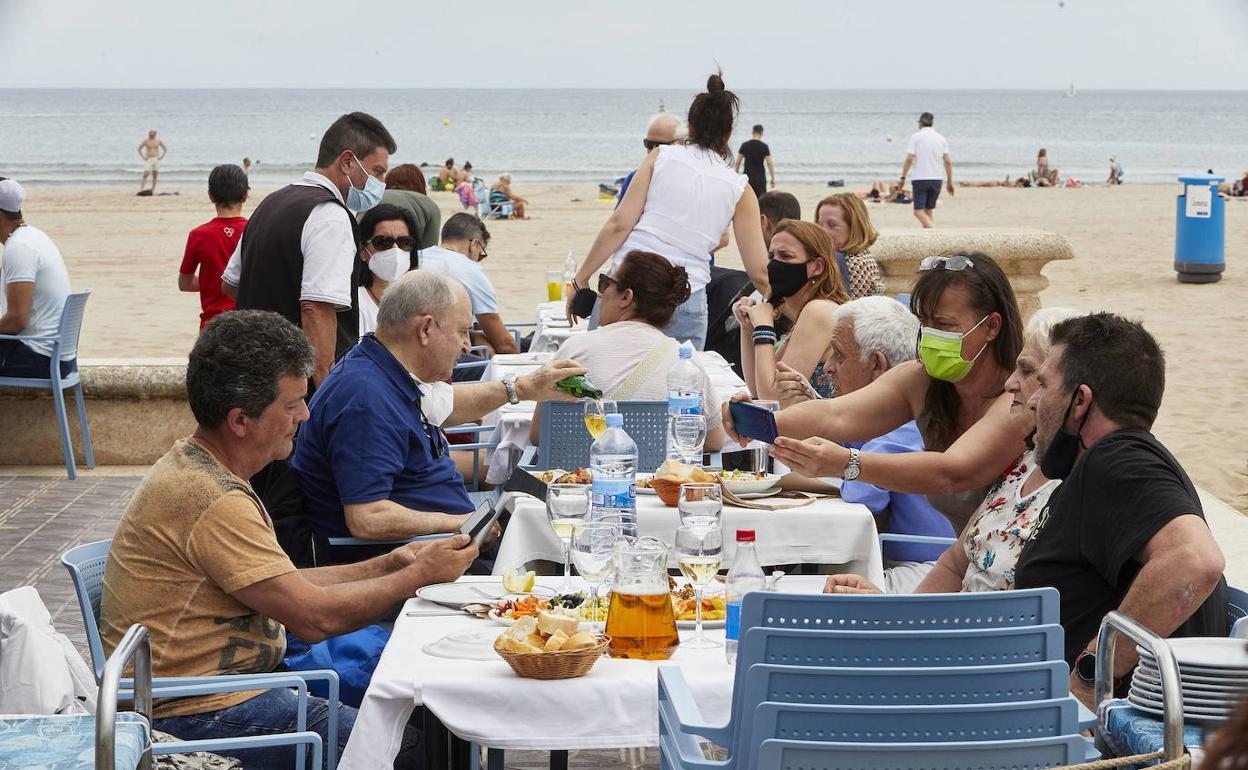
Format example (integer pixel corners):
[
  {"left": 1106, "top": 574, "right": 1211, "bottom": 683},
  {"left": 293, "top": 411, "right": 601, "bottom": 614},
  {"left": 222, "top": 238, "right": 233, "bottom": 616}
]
[
  {"left": 0, "top": 178, "right": 74, "bottom": 378},
  {"left": 418, "top": 212, "right": 519, "bottom": 355},
  {"left": 899, "top": 112, "right": 955, "bottom": 229}
]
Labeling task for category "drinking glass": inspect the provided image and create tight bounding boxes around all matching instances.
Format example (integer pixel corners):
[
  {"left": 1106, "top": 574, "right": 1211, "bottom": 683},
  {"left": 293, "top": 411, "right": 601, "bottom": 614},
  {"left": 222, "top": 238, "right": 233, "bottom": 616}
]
[
  {"left": 678, "top": 483, "right": 722, "bottom": 529},
  {"left": 546, "top": 483, "right": 591, "bottom": 592},
  {"left": 670, "top": 413, "right": 707, "bottom": 464},
  {"left": 751, "top": 400, "right": 781, "bottom": 473},
  {"left": 570, "top": 521, "right": 622, "bottom": 633},
  {"left": 675, "top": 525, "right": 723, "bottom": 649},
  {"left": 545, "top": 270, "right": 564, "bottom": 302},
  {"left": 583, "top": 399, "right": 617, "bottom": 439}
]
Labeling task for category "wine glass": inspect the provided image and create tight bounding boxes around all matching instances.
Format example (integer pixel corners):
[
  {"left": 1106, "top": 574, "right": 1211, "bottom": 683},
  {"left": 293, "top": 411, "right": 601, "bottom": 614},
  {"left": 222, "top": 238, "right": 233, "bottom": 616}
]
[
  {"left": 570, "top": 521, "right": 622, "bottom": 633},
  {"left": 678, "top": 483, "right": 722, "bottom": 530},
  {"left": 546, "top": 483, "right": 591, "bottom": 592},
  {"left": 583, "top": 398, "right": 617, "bottom": 439},
  {"left": 670, "top": 414, "right": 707, "bottom": 464},
  {"left": 675, "top": 525, "right": 723, "bottom": 649}
]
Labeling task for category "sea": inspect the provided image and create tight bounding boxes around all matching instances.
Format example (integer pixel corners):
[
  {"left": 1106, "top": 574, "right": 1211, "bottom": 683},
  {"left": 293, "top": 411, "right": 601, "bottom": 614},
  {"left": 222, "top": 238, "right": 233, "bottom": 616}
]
[{"left": 2, "top": 88, "right": 1245, "bottom": 188}]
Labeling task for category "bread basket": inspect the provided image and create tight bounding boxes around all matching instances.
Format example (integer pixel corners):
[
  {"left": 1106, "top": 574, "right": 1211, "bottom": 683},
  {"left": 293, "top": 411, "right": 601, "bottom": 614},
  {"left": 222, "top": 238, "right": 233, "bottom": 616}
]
[
  {"left": 649, "top": 476, "right": 684, "bottom": 507},
  {"left": 493, "top": 635, "right": 611, "bottom": 680}
]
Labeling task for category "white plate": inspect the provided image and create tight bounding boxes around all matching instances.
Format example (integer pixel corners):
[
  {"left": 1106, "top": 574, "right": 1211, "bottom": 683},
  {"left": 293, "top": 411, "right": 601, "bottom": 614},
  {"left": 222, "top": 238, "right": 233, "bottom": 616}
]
[
  {"left": 422, "top": 629, "right": 505, "bottom": 661},
  {"left": 416, "top": 582, "right": 555, "bottom": 608},
  {"left": 542, "top": 318, "right": 572, "bottom": 329},
  {"left": 1133, "top": 667, "right": 1248, "bottom": 693},
  {"left": 493, "top": 353, "right": 554, "bottom": 366},
  {"left": 1136, "top": 638, "right": 1248, "bottom": 670},
  {"left": 636, "top": 473, "right": 656, "bottom": 494},
  {"left": 1129, "top": 684, "right": 1239, "bottom": 708},
  {"left": 1127, "top": 694, "right": 1233, "bottom": 723},
  {"left": 1137, "top": 659, "right": 1248, "bottom": 681},
  {"left": 488, "top": 609, "right": 590, "bottom": 630},
  {"left": 714, "top": 473, "right": 783, "bottom": 495}
]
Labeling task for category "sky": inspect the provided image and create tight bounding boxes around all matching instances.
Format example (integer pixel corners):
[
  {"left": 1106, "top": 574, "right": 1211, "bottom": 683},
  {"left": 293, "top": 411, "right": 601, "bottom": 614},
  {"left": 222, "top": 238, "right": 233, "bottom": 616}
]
[{"left": 2, "top": 0, "right": 1247, "bottom": 90}]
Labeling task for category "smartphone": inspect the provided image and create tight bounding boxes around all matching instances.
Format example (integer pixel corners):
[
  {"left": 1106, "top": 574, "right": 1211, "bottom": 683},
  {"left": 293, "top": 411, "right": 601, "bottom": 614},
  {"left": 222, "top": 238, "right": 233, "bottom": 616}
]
[
  {"left": 459, "top": 499, "right": 502, "bottom": 549},
  {"left": 729, "top": 400, "right": 780, "bottom": 444}
]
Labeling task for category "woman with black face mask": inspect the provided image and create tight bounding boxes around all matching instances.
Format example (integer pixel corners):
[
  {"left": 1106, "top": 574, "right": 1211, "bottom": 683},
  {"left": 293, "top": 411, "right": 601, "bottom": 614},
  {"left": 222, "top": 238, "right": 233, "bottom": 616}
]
[{"left": 733, "top": 219, "right": 849, "bottom": 400}]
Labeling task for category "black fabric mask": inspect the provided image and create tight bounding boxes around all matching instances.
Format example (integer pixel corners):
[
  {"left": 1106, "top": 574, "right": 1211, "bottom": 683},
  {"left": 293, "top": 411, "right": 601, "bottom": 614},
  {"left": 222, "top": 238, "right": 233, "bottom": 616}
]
[
  {"left": 1039, "top": 389, "right": 1091, "bottom": 480},
  {"left": 767, "top": 259, "right": 811, "bottom": 303}
]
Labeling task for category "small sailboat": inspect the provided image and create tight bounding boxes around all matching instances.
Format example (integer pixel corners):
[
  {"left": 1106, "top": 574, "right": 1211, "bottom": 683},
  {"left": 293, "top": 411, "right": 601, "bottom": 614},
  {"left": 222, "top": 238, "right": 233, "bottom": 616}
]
[{"left": 1064, "top": 81, "right": 1077, "bottom": 98}]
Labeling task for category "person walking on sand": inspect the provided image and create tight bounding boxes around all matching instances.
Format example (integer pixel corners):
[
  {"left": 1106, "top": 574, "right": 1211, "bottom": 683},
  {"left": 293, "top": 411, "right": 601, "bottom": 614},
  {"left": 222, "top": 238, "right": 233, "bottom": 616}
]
[
  {"left": 735, "top": 124, "right": 775, "bottom": 198},
  {"left": 137, "top": 130, "right": 168, "bottom": 195},
  {"left": 899, "top": 112, "right": 954, "bottom": 228}
]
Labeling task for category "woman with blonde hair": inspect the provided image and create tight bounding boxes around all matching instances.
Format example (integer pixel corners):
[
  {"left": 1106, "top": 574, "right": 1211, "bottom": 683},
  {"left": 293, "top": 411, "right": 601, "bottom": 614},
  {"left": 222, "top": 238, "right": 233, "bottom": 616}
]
[
  {"left": 814, "top": 192, "right": 886, "bottom": 298},
  {"left": 733, "top": 219, "right": 849, "bottom": 400}
]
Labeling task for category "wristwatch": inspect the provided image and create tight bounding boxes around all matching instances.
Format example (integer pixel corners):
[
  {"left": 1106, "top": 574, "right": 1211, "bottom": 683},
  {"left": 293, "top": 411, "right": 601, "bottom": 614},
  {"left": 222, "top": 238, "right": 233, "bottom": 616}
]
[
  {"left": 501, "top": 375, "right": 520, "bottom": 405},
  {"left": 842, "top": 448, "right": 861, "bottom": 481}
]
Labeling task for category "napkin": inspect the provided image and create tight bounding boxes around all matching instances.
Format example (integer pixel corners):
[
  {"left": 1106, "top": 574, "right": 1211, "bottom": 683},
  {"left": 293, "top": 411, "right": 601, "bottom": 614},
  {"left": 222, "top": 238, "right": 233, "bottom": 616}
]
[{"left": 719, "top": 485, "right": 828, "bottom": 511}]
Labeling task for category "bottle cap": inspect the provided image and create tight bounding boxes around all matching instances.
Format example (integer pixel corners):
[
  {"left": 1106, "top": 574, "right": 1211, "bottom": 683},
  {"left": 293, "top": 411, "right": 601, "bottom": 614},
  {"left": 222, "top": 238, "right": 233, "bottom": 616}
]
[
  {"left": 605, "top": 413, "right": 623, "bottom": 427},
  {"left": 678, "top": 344, "right": 693, "bottom": 359},
  {"left": 735, "top": 529, "right": 756, "bottom": 542}
]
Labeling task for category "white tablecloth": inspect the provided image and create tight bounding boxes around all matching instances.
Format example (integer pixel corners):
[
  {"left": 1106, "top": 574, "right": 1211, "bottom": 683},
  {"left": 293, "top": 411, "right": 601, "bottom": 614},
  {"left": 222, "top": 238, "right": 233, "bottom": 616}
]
[
  {"left": 339, "top": 575, "right": 829, "bottom": 769},
  {"left": 492, "top": 493, "right": 884, "bottom": 585}
]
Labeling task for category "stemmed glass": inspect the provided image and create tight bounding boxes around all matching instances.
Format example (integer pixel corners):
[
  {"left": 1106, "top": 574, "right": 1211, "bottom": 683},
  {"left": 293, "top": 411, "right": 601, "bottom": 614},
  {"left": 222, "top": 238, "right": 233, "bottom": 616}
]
[
  {"left": 583, "top": 398, "right": 617, "bottom": 439},
  {"left": 675, "top": 525, "right": 723, "bottom": 649},
  {"left": 678, "top": 483, "right": 722, "bottom": 530},
  {"left": 670, "top": 414, "right": 707, "bottom": 465},
  {"left": 570, "top": 521, "right": 622, "bottom": 633},
  {"left": 546, "top": 483, "right": 591, "bottom": 593}
]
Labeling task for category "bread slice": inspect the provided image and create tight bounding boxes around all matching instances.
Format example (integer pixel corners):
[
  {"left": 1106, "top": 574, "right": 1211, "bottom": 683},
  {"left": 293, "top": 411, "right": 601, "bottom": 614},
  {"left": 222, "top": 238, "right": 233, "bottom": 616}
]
[
  {"left": 537, "top": 610, "right": 580, "bottom": 637},
  {"left": 564, "top": 631, "right": 599, "bottom": 650},
  {"left": 543, "top": 630, "right": 570, "bottom": 651}
]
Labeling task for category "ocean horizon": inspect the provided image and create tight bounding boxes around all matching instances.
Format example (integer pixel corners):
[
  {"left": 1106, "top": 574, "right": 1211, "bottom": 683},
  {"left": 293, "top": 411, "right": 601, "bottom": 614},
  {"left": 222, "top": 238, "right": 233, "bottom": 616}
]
[{"left": 3, "top": 88, "right": 1246, "bottom": 187}]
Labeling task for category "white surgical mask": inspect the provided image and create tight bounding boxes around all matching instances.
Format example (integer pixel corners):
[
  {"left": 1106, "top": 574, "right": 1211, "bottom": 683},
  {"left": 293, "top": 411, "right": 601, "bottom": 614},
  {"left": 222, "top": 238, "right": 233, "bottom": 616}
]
[
  {"left": 368, "top": 246, "right": 407, "bottom": 282},
  {"left": 413, "top": 378, "right": 455, "bottom": 427}
]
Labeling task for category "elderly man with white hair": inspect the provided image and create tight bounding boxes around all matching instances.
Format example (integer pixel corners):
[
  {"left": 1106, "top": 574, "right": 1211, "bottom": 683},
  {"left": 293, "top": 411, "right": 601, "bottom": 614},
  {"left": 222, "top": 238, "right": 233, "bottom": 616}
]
[
  {"left": 774, "top": 295, "right": 955, "bottom": 592},
  {"left": 291, "top": 271, "right": 584, "bottom": 564},
  {"left": 616, "top": 112, "right": 684, "bottom": 205}
]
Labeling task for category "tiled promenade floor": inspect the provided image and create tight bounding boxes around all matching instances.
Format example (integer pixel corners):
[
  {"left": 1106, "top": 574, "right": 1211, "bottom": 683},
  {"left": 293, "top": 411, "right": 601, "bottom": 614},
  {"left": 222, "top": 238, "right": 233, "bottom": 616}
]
[{"left": 0, "top": 473, "right": 658, "bottom": 769}]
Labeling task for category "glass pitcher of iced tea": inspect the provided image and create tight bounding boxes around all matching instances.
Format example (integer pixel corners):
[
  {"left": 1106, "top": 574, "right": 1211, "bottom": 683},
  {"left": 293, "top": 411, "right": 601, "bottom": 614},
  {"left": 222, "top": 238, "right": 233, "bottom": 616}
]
[{"left": 606, "top": 536, "right": 680, "bottom": 660}]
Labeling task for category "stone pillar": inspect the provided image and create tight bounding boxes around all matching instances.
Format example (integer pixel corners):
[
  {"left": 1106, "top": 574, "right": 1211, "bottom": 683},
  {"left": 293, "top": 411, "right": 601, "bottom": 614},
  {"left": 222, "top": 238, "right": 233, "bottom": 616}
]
[{"left": 870, "top": 229, "right": 1074, "bottom": 319}]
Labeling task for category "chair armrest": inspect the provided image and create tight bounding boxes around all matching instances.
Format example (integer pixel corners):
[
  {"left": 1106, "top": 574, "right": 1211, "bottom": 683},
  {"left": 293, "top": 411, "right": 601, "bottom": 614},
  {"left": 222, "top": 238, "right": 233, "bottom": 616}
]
[
  {"left": 878, "top": 533, "right": 958, "bottom": 546},
  {"left": 657, "top": 666, "right": 733, "bottom": 747},
  {"left": 445, "top": 423, "right": 497, "bottom": 436},
  {"left": 328, "top": 534, "right": 450, "bottom": 546}
]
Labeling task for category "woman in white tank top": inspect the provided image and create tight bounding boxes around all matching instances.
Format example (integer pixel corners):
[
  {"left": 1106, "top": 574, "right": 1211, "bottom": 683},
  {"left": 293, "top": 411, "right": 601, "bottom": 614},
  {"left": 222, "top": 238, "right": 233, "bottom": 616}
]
[{"left": 568, "top": 73, "right": 770, "bottom": 350}]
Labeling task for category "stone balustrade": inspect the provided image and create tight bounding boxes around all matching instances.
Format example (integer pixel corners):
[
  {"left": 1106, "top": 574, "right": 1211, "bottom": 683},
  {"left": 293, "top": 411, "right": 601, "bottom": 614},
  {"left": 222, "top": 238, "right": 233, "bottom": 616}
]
[{"left": 0, "top": 230, "right": 1075, "bottom": 467}]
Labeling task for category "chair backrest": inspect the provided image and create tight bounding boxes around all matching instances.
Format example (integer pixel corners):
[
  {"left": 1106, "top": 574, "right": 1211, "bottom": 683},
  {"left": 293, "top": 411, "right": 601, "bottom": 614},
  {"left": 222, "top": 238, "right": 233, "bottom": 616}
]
[
  {"left": 755, "top": 735, "right": 1092, "bottom": 770},
  {"left": 54, "top": 290, "right": 91, "bottom": 362},
  {"left": 745, "top": 700, "right": 1081, "bottom": 770},
  {"left": 536, "top": 400, "right": 668, "bottom": 473},
  {"left": 1227, "top": 585, "right": 1248, "bottom": 634},
  {"left": 60, "top": 539, "right": 112, "bottom": 678},
  {"left": 739, "top": 588, "right": 1060, "bottom": 635}
]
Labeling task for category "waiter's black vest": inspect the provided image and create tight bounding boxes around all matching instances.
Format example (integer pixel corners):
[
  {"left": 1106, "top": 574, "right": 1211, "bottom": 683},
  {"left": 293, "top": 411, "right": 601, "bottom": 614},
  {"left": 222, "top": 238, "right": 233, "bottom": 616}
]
[{"left": 235, "top": 183, "right": 360, "bottom": 358}]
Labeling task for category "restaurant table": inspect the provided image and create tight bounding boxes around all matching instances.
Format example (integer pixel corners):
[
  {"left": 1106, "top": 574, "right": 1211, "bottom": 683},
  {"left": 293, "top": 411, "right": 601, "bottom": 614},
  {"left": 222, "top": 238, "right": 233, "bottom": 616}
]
[
  {"left": 1099, "top": 700, "right": 1209, "bottom": 766},
  {"left": 480, "top": 347, "right": 749, "bottom": 485},
  {"left": 338, "top": 574, "right": 829, "bottom": 770},
  {"left": 494, "top": 492, "right": 884, "bottom": 585}
]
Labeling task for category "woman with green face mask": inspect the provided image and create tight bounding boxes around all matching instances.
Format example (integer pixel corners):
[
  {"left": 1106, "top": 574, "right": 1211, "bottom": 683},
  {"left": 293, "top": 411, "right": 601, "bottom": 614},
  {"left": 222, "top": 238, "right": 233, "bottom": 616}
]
[{"left": 724, "top": 251, "right": 1028, "bottom": 535}]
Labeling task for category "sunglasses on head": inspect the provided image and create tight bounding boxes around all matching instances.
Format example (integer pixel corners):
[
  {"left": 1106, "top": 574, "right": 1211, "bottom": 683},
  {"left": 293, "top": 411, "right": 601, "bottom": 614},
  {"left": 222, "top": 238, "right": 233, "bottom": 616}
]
[
  {"left": 919, "top": 255, "right": 975, "bottom": 272},
  {"left": 643, "top": 139, "right": 674, "bottom": 151},
  {"left": 368, "top": 234, "right": 416, "bottom": 252}
]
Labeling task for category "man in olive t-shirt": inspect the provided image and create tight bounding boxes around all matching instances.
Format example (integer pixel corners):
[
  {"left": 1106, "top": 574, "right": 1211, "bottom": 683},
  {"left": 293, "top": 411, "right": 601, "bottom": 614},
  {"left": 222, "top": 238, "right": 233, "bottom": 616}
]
[{"left": 99, "top": 310, "right": 478, "bottom": 770}]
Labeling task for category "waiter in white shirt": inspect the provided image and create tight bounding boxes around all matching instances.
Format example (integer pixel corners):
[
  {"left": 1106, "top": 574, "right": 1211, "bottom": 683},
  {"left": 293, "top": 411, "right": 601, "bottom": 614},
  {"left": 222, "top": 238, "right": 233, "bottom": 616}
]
[{"left": 899, "top": 112, "right": 955, "bottom": 229}]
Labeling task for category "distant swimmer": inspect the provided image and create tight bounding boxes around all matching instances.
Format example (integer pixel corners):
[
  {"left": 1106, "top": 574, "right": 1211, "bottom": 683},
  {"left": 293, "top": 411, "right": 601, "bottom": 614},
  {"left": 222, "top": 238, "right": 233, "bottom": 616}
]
[{"left": 137, "top": 129, "right": 168, "bottom": 195}]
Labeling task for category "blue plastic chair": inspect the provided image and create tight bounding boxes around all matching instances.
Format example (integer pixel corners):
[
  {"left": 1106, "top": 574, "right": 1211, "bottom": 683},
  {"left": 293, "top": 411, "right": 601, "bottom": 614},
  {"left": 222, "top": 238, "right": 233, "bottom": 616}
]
[
  {"left": 748, "top": 735, "right": 1094, "bottom": 770},
  {"left": 524, "top": 399, "right": 669, "bottom": 473},
  {"left": 61, "top": 541, "right": 339, "bottom": 770},
  {"left": 504, "top": 322, "right": 538, "bottom": 348},
  {"left": 1229, "top": 585, "right": 1248, "bottom": 638},
  {"left": 0, "top": 290, "right": 94, "bottom": 479}
]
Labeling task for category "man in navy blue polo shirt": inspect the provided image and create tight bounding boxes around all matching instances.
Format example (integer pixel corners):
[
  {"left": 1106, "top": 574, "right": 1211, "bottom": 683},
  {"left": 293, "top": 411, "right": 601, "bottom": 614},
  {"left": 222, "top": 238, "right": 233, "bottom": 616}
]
[{"left": 292, "top": 271, "right": 584, "bottom": 564}]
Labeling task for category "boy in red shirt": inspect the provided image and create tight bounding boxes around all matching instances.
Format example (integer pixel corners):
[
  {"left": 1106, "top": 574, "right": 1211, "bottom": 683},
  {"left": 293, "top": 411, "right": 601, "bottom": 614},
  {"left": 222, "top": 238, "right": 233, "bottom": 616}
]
[{"left": 179, "top": 164, "right": 249, "bottom": 328}]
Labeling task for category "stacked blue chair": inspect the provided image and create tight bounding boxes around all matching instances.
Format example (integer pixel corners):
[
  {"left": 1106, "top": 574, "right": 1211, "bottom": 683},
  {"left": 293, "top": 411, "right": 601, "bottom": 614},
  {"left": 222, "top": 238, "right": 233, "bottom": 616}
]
[
  {"left": 522, "top": 399, "right": 669, "bottom": 473},
  {"left": 658, "top": 589, "right": 1098, "bottom": 770},
  {"left": 61, "top": 541, "right": 341, "bottom": 770}
]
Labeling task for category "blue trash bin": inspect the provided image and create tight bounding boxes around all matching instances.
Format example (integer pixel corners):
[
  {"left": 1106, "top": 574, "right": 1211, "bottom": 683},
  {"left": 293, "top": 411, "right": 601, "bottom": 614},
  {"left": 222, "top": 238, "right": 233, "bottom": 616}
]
[{"left": 1174, "top": 173, "right": 1225, "bottom": 283}]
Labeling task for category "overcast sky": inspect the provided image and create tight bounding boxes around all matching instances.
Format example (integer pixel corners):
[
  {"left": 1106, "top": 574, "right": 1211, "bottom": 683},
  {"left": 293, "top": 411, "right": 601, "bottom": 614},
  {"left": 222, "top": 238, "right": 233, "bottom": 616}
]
[{"left": 3, "top": 0, "right": 1246, "bottom": 90}]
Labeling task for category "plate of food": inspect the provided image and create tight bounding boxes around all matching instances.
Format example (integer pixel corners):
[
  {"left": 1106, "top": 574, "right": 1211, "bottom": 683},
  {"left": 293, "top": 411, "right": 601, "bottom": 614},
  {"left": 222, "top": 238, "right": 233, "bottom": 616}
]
[
  {"left": 636, "top": 473, "right": 655, "bottom": 494},
  {"left": 536, "top": 468, "right": 592, "bottom": 485},
  {"left": 706, "top": 469, "right": 783, "bottom": 495},
  {"left": 490, "top": 588, "right": 725, "bottom": 629}
]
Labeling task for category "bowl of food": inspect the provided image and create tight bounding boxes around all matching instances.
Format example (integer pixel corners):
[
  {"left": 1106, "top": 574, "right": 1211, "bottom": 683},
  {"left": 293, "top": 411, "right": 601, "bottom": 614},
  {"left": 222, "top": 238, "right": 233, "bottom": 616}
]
[
  {"left": 493, "top": 612, "right": 609, "bottom": 679},
  {"left": 536, "top": 468, "right": 591, "bottom": 485},
  {"left": 708, "top": 469, "right": 783, "bottom": 495}
]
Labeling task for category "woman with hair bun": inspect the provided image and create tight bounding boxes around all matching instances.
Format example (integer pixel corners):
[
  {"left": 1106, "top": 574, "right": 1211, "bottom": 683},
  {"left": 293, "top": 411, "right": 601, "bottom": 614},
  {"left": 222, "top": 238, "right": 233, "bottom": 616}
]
[
  {"left": 567, "top": 72, "right": 770, "bottom": 351},
  {"left": 532, "top": 250, "right": 725, "bottom": 449}
]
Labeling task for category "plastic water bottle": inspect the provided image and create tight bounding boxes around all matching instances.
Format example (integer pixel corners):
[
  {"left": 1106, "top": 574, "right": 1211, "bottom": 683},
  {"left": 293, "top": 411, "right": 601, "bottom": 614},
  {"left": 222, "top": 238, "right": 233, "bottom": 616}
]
[
  {"left": 724, "top": 529, "right": 766, "bottom": 666},
  {"left": 562, "top": 250, "right": 578, "bottom": 300},
  {"left": 590, "top": 413, "right": 638, "bottom": 535},
  {"left": 665, "top": 343, "right": 704, "bottom": 459}
]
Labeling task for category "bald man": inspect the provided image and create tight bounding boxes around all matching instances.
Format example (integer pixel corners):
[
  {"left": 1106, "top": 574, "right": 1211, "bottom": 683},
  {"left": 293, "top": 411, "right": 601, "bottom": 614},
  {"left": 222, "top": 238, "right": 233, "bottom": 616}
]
[{"left": 615, "top": 113, "right": 683, "bottom": 207}]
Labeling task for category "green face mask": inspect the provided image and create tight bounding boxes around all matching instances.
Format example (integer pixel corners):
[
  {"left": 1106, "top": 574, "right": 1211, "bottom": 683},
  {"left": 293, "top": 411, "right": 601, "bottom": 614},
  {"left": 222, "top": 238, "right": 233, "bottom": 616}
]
[{"left": 918, "top": 315, "right": 990, "bottom": 383}]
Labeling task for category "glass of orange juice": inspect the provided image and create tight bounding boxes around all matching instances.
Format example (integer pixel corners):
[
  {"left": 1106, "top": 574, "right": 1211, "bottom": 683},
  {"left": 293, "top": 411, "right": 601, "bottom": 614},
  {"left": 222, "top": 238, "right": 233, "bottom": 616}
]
[{"left": 545, "top": 270, "right": 563, "bottom": 302}]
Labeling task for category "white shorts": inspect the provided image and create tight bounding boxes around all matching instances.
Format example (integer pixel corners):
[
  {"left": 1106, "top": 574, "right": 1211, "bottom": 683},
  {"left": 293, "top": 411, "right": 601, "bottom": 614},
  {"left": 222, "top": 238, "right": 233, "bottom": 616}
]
[{"left": 144, "top": 157, "right": 161, "bottom": 173}]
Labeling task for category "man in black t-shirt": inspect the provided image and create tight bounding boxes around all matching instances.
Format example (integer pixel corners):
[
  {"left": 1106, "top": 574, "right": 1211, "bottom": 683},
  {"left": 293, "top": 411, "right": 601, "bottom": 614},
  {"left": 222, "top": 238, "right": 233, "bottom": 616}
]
[
  {"left": 1016, "top": 313, "right": 1226, "bottom": 706},
  {"left": 735, "top": 124, "right": 774, "bottom": 198}
]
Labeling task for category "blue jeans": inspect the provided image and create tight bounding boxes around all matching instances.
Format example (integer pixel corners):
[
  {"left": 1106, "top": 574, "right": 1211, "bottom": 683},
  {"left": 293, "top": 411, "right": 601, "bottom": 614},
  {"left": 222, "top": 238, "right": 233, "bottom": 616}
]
[
  {"left": 0, "top": 339, "right": 72, "bottom": 378},
  {"left": 587, "top": 288, "right": 708, "bottom": 351},
  {"left": 154, "top": 687, "right": 423, "bottom": 769}
]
